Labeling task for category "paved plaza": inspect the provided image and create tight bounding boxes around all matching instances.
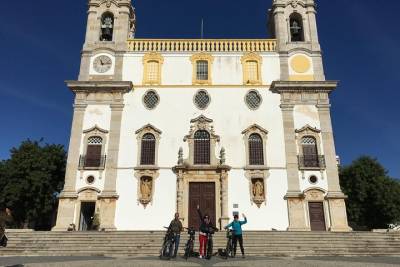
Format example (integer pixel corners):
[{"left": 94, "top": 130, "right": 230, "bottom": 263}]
[{"left": 0, "top": 256, "right": 399, "bottom": 267}]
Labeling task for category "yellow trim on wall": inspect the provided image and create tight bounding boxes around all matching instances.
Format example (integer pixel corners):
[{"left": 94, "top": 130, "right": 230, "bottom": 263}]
[
  {"left": 142, "top": 52, "right": 164, "bottom": 85},
  {"left": 241, "top": 53, "right": 263, "bottom": 85},
  {"left": 190, "top": 53, "right": 214, "bottom": 85},
  {"left": 289, "top": 75, "right": 314, "bottom": 81},
  {"left": 290, "top": 55, "right": 311, "bottom": 74}
]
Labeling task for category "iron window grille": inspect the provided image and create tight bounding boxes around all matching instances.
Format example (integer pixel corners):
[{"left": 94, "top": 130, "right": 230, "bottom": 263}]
[
  {"left": 140, "top": 133, "right": 156, "bottom": 165},
  {"left": 194, "top": 130, "right": 211, "bottom": 165},
  {"left": 143, "top": 90, "right": 160, "bottom": 109},
  {"left": 79, "top": 155, "right": 106, "bottom": 169},
  {"left": 245, "top": 90, "right": 262, "bottom": 110},
  {"left": 194, "top": 90, "right": 210, "bottom": 110},
  {"left": 248, "top": 133, "right": 264, "bottom": 165},
  {"left": 298, "top": 155, "right": 326, "bottom": 169},
  {"left": 196, "top": 60, "right": 209, "bottom": 80}
]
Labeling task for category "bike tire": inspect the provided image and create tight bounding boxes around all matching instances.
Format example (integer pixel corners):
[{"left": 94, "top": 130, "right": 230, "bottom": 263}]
[
  {"left": 206, "top": 239, "right": 213, "bottom": 260},
  {"left": 160, "top": 240, "right": 172, "bottom": 260}
]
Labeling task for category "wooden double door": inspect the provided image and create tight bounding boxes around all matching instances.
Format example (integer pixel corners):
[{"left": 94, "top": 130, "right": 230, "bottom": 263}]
[
  {"left": 188, "top": 182, "right": 216, "bottom": 231},
  {"left": 308, "top": 202, "right": 327, "bottom": 231}
]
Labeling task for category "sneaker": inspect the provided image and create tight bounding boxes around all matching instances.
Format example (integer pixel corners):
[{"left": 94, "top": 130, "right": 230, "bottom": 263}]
[
  {"left": 242, "top": 254, "right": 246, "bottom": 258},
  {"left": 198, "top": 255, "right": 203, "bottom": 259}
]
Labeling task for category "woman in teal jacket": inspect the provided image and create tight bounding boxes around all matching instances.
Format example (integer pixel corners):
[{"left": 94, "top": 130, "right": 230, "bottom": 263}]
[{"left": 224, "top": 213, "right": 247, "bottom": 258}]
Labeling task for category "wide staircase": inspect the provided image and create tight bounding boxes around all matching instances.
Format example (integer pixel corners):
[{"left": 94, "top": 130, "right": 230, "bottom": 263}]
[{"left": 1, "top": 231, "right": 399, "bottom": 257}]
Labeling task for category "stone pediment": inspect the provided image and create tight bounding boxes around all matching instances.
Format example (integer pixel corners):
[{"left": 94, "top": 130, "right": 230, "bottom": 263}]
[
  {"left": 83, "top": 125, "right": 109, "bottom": 134},
  {"left": 295, "top": 124, "right": 321, "bottom": 134},
  {"left": 242, "top": 124, "right": 269, "bottom": 135},
  {"left": 135, "top": 124, "right": 162, "bottom": 135},
  {"left": 190, "top": 115, "right": 213, "bottom": 124}
]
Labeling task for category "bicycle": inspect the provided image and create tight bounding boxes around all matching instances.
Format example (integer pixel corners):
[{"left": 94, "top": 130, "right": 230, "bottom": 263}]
[
  {"left": 205, "top": 226, "right": 218, "bottom": 260},
  {"left": 159, "top": 226, "right": 176, "bottom": 260},
  {"left": 183, "top": 227, "right": 196, "bottom": 260},
  {"left": 224, "top": 229, "right": 234, "bottom": 259}
]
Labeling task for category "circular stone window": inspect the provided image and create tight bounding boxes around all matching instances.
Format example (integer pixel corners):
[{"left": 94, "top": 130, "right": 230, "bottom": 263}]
[
  {"left": 194, "top": 90, "right": 210, "bottom": 110},
  {"left": 309, "top": 175, "right": 318, "bottom": 184},
  {"left": 143, "top": 90, "right": 160, "bottom": 110},
  {"left": 86, "top": 175, "right": 95, "bottom": 185},
  {"left": 245, "top": 90, "right": 262, "bottom": 110}
]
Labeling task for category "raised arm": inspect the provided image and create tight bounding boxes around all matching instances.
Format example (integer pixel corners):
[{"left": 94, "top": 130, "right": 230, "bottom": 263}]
[
  {"left": 241, "top": 214, "right": 248, "bottom": 225},
  {"left": 197, "top": 205, "right": 203, "bottom": 221}
]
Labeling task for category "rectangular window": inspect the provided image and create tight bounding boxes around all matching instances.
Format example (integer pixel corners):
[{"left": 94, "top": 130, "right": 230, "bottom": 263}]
[
  {"left": 246, "top": 61, "right": 258, "bottom": 82},
  {"left": 196, "top": 60, "right": 209, "bottom": 81},
  {"left": 146, "top": 61, "right": 159, "bottom": 83}
]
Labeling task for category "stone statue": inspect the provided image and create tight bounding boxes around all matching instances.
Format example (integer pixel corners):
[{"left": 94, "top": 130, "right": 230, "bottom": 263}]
[
  {"left": 253, "top": 180, "right": 264, "bottom": 198},
  {"left": 140, "top": 177, "right": 152, "bottom": 200}
]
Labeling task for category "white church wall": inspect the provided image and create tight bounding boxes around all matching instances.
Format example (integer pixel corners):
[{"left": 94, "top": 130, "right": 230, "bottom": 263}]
[
  {"left": 298, "top": 170, "right": 328, "bottom": 192},
  {"left": 293, "top": 105, "right": 320, "bottom": 131},
  {"left": 122, "top": 53, "right": 281, "bottom": 86},
  {"left": 115, "top": 169, "right": 176, "bottom": 230},
  {"left": 228, "top": 169, "right": 289, "bottom": 230}
]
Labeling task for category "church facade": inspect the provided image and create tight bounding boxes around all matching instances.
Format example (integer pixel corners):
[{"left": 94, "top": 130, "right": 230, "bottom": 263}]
[{"left": 54, "top": 0, "right": 351, "bottom": 232}]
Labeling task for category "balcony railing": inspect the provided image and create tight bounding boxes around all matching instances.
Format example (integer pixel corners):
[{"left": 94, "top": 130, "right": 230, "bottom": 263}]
[
  {"left": 127, "top": 39, "right": 277, "bottom": 53},
  {"left": 298, "top": 155, "right": 326, "bottom": 170},
  {"left": 79, "top": 155, "right": 106, "bottom": 170}
]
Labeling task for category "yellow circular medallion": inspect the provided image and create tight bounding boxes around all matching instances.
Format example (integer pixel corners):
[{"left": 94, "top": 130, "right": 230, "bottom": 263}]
[{"left": 291, "top": 55, "right": 311, "bottom": 73}]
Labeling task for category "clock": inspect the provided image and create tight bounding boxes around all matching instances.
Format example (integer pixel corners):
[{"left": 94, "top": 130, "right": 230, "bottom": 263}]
[{"left": 93, "top": 55, "right": 112, "bottom": 73}]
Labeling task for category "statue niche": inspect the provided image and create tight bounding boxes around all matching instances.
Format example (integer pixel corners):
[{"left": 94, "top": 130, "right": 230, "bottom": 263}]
[
  {"left": 251, "top": 178, "right": 265, "bottom": 208},
  {"left": 139, "top": 176, "right": 153, "bottom": 206}
]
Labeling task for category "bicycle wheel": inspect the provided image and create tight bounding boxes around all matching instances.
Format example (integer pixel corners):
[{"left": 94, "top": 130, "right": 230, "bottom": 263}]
[
  {"left": 160, "top": 240, "right": 172, "bottom": 260},
  {"left": 183, "top": 241, "right": 190, "bottom": 259},
  {"left": 206, "top": 239, "right": 213, "bottom": 259}
]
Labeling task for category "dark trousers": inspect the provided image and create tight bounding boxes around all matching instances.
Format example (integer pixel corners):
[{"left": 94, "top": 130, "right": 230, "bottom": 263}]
[
  {"left": 233, "top": 234, "right": 244, "bottom": 255},
  {"left": 172, "top": 234, "right": 180, "bottom": 257}
]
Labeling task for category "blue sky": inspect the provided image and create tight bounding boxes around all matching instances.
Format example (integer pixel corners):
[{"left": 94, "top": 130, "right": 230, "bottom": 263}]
[{"left": 0, "top": 0, "right": 399, "bottom": 178}]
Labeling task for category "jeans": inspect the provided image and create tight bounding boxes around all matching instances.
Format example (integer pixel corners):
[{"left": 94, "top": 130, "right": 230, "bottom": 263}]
[
  {"left": 232, "top": 234, "right": 244, "bottom": 255},
  {"left": 199, "top": 234, "right": 208, "bottom": 256},
  {"left": 173, "top": 234, "right": 180, "bottom": 257}
]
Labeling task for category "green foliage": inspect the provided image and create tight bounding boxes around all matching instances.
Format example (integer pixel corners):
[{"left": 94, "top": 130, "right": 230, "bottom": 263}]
[
  {"left": 340, "top": 156, "right": 400, "bottom": 230},
  {"left": 0, "top": 140, "right": 66, "bottom": 230}
]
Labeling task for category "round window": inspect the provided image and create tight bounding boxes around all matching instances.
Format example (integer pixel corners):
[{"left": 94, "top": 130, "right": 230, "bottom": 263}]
[
  {"left": 143, "top": 90, "right": 160, "bottom": 110},
  {"left": 86, "top": 176, "right": 95, "bottom": 185},
  {"left": 194, "top": 90, "right": 210, "bottom": 110},
  {"left": 309, "top": 175, "right": 318, "bottom": 184},
  {"left": 245, "top": 90, "right": 262, "bottom": 110}
]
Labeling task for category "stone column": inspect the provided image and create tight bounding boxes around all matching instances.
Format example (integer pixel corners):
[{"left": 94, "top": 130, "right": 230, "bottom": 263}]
[
  {"left": 317, "top": 104, "right": 351, "bottom": 232},
  {"left": 220, "top": 170, "right": 229, "bottom": 229},
  {"left": 281, "top": 103, "right": 309, "bottom": 231},
  {"left": 100, "top": 103, "right": 124, "bottom": 230},
  {"left": 176, "top": 170, "right": 184, "bottom": 222},
  {"left": 53, "top": 103, "right": 87, "bottom": 231}
]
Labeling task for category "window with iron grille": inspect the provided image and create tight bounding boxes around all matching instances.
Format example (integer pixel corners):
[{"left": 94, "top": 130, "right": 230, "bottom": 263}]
[
  {"left": 194, "top": 90, "right": 210, "bottom": 110},
  {"left": 301, "top": 136, "right": 319, "bottom": 167},
  {"left": 194, "top": 130, "right": 210, "bottom": 165},
  {"left": 147, "top": 60, "right": 159, "bottom": 83},
  {"left": 85, "top": 136, "right": 103, "bottom": 167},
  {"left": 245, "top": 60, "right": 258, "bottom": 82},
  {"left": 249, "top": 133, "right": 264, "bottom": 165},
  {"left": 196, "top": 60, "right": 209, "bottom": 80},
  {"left": 245, "top": 90, "right": 262, "bottom": 110},
  {"left": 143, "top": 90, "right": 160, "bottom": 110},
  {"left": 140, "top": 133, "right": 156, "bottom": 165}
]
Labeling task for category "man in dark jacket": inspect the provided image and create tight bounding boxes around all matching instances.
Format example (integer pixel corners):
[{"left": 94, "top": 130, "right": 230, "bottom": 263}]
[
  {"left": 168, "top": 212, "right": 183, "bottom": 258},
  {"left": 196, "top": 205, "right": 215, "bottom": 259}
]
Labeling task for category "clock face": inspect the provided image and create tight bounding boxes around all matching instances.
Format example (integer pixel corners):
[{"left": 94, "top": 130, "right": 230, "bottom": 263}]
[{"left": 93, "top": 55, "right": 112, "bottom": 73}]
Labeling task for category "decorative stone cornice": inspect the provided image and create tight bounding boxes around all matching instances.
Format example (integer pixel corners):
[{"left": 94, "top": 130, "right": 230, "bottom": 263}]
[
  {"left": 83, "top": 125, "right": 109, "bottom": 134},
  {"left": 295, "top": 124, "right": 320, "bottom": 134},
  {"left": 190, "top": 115, "right": 213, "bottom": 124},
  {"left": 135, "top": 124, "right": 162, "bottom": 135},
  {"left": 66, "top": 80, "right": 132, "bottom": 94},
  {"left": 270, "top": 81, "right": 338, "bottom": 94},
  {"left": 242, "top": 124, "right": 269, "bottom": 136}
]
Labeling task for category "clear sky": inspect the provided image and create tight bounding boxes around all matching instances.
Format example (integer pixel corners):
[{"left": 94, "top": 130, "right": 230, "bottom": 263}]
[{"left": 0, "top": 0, "right": 399, "bottom": 178}]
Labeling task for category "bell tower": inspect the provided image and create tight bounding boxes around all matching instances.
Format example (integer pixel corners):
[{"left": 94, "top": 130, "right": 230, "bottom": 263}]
[
  {"left": 78, "top": 0, "right": 136, "bottom": 81},
  {"left": 269, "top": 0, "right": 325, "bottom": 81}
]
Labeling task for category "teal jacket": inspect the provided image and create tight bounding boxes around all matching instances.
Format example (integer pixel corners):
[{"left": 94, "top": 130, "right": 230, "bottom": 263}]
[{"left": 225, "top": 217, "right": 247, "bottom": 235}]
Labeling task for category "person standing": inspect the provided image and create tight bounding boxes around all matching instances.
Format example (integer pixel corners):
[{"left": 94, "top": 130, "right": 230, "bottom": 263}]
[
  {"left": 0, "top": 208, "right": 13, "bottom": 247},
  {"left": 224, "top": 213, "right": 247, "bottom": 258},
  {"left": 197, "top": 205, "right": 214, "bottom": 259},
  {"left": 168, "top": 212, "right": 183, "bottom": 258}
]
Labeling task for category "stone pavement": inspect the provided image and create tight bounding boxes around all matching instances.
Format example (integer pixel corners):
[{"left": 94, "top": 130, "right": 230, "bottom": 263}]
[{"left": 0, "top": 256, "right": 400, "bottom": 267}]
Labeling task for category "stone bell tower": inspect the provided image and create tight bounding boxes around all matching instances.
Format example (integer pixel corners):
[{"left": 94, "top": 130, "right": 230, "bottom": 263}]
[
  {"left": 269, "top": 0, "right": 352, "bottom": 232},
  {"left": 53, "top": 0, "right": 134, "bottom": 231},
  {"left": 269, "top": 0, "right": 324, "bottom": 81},
  {"left": 78, "top": 0, "right": 136, "bottom": 81}
]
